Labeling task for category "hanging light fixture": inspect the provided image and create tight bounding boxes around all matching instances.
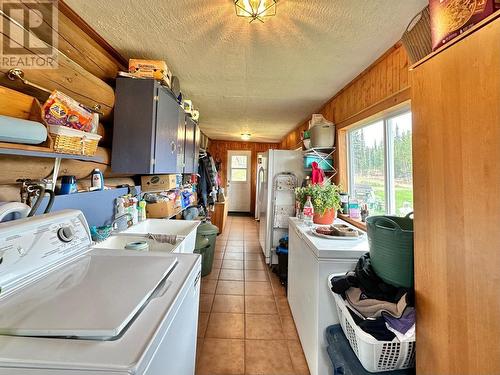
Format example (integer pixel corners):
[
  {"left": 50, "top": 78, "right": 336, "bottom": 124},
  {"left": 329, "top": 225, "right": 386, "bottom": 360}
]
[
  {"left": 234, "top": 0, "right": 277, "bottom": 23},
  {"left": 241, "top": 133, "right": 252, "bottom": 141}
]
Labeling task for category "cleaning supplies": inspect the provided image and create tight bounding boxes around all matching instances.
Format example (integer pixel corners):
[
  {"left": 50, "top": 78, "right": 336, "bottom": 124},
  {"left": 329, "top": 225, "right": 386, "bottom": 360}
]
[
  {"left": 91, "top": 168, "right": 104, "bottom": 191},
  {"left": 138, "top": 201, "right": 147, "bottom": 222}
]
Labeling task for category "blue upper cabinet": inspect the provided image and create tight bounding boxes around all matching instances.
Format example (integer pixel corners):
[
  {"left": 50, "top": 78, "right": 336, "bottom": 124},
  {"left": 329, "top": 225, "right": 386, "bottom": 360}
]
[
  {"left": 112, "top": 77, "right": 186, "bottom": 174},
  {"left": 183, "top": 116, "right": 197, "bottom": 174}
]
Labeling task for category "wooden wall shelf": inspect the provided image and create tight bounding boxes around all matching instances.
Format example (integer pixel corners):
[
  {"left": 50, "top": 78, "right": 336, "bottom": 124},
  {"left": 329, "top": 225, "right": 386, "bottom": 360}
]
[{"left": 0, "top": 146, "right": 103, "bottom": 163}]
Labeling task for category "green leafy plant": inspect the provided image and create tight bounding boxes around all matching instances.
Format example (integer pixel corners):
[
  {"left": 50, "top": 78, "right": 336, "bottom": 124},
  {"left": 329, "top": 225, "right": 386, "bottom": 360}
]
[{"left": 295, "top": 182, "right": 342, "bottom": 215}]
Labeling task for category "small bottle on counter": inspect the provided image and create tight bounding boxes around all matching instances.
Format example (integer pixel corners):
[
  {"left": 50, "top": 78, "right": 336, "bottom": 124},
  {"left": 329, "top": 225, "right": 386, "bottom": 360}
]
[
  {"left": 91, "top": 168, "right": 104, "bottom": 191},
  {"left": 360, "top": 203, "right": 369, "bottom": 222},
  {"left": 138, "top": 200, "right": 147, "bottom": 222},
  {"left": 303, "top": 196, "right": 314, "bottom": 227}
]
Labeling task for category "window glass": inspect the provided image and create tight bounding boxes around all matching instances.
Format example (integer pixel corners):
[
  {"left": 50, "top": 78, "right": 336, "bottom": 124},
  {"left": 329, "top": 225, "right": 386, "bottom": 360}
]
[
  {"left": 348, "top": 110, "right": 413, "bottom": 217},
  {"left": 389, "top": 112, "right": 413, "bottom": 216},
  {"left": 231, "top": 156, "right": 248, "bottom": 168},
  {"left": 349, "top": 121, "right": 386, "bottom": 215},
  {"left": 231, "top": 169, "right": 247, "bottom": 182}
]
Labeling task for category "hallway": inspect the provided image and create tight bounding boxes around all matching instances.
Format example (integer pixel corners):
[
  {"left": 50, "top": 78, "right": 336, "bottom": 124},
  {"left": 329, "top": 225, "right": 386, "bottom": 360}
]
[{"left": 196, "top": 216, "right": 310, "bottom": 375}]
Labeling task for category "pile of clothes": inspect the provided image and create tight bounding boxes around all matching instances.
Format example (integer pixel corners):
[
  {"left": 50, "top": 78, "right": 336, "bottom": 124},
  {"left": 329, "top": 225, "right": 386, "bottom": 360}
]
[
  {"left": 198, "top": 151, "right": 219, "bottom": 210},
  {"left": 331, "top": 253, "right": 415, "bottom": 342}
]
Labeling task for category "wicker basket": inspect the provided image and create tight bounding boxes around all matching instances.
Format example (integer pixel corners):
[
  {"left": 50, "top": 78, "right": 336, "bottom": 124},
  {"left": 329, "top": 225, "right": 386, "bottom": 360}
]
[
  {"left": 401, "top": 6, "right": 432, "bottom": 65},
  {"left": 49, "top": 125, "right": 101, "bottom": 156}
]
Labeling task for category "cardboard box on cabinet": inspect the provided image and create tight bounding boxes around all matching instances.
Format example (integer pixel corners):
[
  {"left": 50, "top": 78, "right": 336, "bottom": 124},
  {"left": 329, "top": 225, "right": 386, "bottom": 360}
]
[
  {"left": 141, "top": 174, "right": 177, "bottom": 192},
  {"left": 429, "top": 0, "right": 500, "bottom": 50}
]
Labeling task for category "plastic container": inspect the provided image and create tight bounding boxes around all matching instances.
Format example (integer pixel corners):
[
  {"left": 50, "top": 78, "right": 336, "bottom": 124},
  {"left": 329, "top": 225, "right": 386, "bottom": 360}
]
[
  {"left": 194, "top": 236, "right": 211, "bottom": 276},
  {"left": 328, "top": 275, "right": 416, "bottom": 373},
  {"left": 275, "top": 246, "right": 288, "bottom": 285},
  {"left": 196, "top": 221, "right": 219, "bottom": 276},
  {"left": 310, "top": 123, "right": 335, "bottom": 148},
  {"left": 365, "top": 214, "right": 414, "bottom": 288},
  {"left": 303, "top": 154, "right": 334, "bottom": 170}
]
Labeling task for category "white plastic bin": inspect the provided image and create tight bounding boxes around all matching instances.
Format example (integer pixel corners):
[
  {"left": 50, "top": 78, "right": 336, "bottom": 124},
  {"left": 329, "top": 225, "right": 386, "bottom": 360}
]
[{"left": 328, "top": 274, "right": 416, "bottom": 372}]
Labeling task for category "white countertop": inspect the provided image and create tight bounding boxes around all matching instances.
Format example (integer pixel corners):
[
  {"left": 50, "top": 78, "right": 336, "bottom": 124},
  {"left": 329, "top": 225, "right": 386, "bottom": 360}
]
[{"left": 288, "top": 217, "right": 369, "bottom": 259}]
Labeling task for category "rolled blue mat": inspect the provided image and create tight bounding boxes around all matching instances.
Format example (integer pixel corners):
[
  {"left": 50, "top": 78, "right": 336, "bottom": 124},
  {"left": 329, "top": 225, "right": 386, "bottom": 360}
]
[{"left": 0, "top": 115, "right": 48, "bottom": 144}]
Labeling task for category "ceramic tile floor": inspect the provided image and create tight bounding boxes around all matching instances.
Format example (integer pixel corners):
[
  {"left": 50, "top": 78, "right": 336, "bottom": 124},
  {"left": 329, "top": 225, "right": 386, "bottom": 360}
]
[{"left": 196, "top": 216, "right": 310, "bottom": 375}]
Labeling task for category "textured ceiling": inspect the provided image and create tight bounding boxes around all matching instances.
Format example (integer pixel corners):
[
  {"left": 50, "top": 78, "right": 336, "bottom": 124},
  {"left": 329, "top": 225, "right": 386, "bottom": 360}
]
[{"left": 66, "top": 0, "right": 426, "bottom": 142}]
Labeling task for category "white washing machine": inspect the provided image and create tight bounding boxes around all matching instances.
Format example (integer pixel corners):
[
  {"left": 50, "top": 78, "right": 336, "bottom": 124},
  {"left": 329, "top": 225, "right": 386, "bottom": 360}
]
[{"left": 0, "top": 210, "right": 201, "bottom": 374}]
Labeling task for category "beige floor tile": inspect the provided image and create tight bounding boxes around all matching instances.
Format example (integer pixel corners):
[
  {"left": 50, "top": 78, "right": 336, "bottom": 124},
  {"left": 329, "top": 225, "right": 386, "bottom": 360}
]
[
  {"left": 245, "top": 339, "right": 294, "bottom": 375},
  {"left": 198, "top": 312, "right": 209, "bottom": 338},
  {"left": 245, "top": 270, "right": 269, "bottom": 282},
  {"left": 199, "top": 294, "right": 214, "bottom": 313},
  {"left": 222, "top": 260, "right": 244, "bottom": 270},
  {"left": 224, "top": 252, "right": 244, "bottom": 261},
  {"left": 197, "top": 338, "right": 245, "bottom": 375},
  {"left": 275, "top": 296, "right": 292, "bottom": 316},
  {"left": 245, "top": 314, "right": 285, "bottom": 340},
  {"left": 219, "top": 269, "right": 244, "bottom": 281},
  {"left": 287, "top": 340, "right": 310, "bottom": 375},
  {"left": 245, "top": 295, "right": 278, "bottom": 314},
  {"left": 227, "top": 240, "right": 244, "bottom": 246},
  {"left": 245, "top": 281, "right": 273, "bottom": 296},
  {"left": 205, "top": 313, "right": 245, "bottom": 339},
  {"left": 201, "top": 279, "right": 217, "bottom": 294},
  {"left": 203, "top": 267, "right": 220, "bottom": 281},
  {"left": 280, "top": 315, "right": 299, "bottom": 340},
  {"left": 244, "top": 246, "right": 261, "bottom": 253},
  {"left": 226, "top": 246, "right": 245, "bottom": 253},
  {"left": 212, "top": 259, "right": 223, "bottom": 268},
  {"left": 244, "top": 260, "right": 266, "bottom": 270},
  {"left": 244, "top": 253, "right": 263, "bottom": 261},
  {"left": 212, "top": 294, "right": 245, "bottom": 313},
  {"left": 216, "top": 280, "right": 245, "bottom": 295},
  {"left": 214, "top": 252, "right": 225, "bottom": 260}
]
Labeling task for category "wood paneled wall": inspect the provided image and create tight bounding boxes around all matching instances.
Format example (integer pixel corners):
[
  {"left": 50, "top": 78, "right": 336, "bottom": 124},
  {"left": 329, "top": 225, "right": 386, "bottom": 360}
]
[
  {"left": 0, "top": 0, "right": 127, "bottom": 201},
  {"left": 279, "top": 43, "right": 411, "bottom": 187},
  {"left": 207, "top": 140, "right": 280, "bottom": 214},
  {"left": 411, "top": 16, "right": 500, "bottom": 375}
]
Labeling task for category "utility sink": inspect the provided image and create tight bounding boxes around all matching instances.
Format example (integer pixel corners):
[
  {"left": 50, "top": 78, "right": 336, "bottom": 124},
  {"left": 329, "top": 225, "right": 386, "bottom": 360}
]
[
  {"left": 93, "top": 235, "right": 179, "bottom": 253},
  {"left": 121, "top": 219, "right": 200, "bottom": 237},
  {"left": 113, "top": 219, "right": 201, "bottom": 254}
]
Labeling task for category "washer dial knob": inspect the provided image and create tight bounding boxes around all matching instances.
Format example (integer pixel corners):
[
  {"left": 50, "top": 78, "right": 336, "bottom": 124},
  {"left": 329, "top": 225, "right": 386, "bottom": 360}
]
[{"left": 58, "top": 226, "right": 75, "bottom": 243}]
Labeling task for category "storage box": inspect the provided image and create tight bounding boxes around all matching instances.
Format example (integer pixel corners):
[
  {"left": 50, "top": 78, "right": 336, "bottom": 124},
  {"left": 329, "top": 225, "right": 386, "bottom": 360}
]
[
  {"left": 128, "top": 59, "right": 172, "bottom": 87},
  {"left": 141, "top": 174, "right": 177, "bottom": 192},
  {"left": 146, "top": 200, "right": 175, "bottom": 219},
  {"left": 429, "top": 0, "right": 499, "bottom": 50}
]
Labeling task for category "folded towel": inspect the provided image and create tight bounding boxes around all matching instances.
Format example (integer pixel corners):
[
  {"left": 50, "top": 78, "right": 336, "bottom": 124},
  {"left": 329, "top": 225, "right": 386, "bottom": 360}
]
[{"left": 148, "top": 233, "right": 177, "bottom": 245}]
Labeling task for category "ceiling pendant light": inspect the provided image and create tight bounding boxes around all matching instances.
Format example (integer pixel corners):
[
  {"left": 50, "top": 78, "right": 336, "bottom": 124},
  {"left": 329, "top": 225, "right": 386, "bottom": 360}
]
[
  {"left": 241, "top": 133, "right": 252, "bottom": 141},
  {"left": 234, "top": 0, "right": 277, "bottom": 23}
]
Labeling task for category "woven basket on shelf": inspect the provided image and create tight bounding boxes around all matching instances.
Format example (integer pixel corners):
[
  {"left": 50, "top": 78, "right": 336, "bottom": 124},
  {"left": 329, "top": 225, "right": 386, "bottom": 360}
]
[
  {"left": 401, "top": 6, "right": 432, "bottom": 65},
  {"left": 49, "top": 125, "right": 101, "bottom": 156}
]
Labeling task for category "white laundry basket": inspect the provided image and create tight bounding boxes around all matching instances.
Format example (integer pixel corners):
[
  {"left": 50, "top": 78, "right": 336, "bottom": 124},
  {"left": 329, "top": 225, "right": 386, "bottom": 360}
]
[{"left": 328, "top": 275, "right": 416, "bottom": 372}]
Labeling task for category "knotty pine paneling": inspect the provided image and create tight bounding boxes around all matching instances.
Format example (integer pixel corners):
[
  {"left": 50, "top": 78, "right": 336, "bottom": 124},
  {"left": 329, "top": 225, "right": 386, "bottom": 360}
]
[
  {"left": 208, "top": 140, "right": 280, "bottom": 214},
  {"left": 279, "top": 44, "right": 411, "bottom": 186}
]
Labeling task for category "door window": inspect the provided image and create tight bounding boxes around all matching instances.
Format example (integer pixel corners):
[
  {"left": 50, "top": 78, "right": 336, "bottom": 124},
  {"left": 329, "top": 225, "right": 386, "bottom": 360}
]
[{"left": 230, "top": 155, "right": 248, "bottom": 182}]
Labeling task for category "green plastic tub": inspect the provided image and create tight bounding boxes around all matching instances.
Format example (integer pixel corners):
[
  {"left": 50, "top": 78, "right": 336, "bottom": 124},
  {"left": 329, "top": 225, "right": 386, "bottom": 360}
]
[
  {"left": 196, "top": 221, "right": 219, "bottom": 276},
  {"left": 365, "top": 213, "right": 414, "bottom": 288}
]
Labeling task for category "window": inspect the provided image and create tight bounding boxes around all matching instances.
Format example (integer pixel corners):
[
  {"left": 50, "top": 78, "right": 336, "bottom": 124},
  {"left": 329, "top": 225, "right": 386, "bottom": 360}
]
[
  {"left": 348, "top": 110, "right": 413, "bottom": 216},
  {"left": 230, "top": 155, "right": 248, "bottom": 182}
]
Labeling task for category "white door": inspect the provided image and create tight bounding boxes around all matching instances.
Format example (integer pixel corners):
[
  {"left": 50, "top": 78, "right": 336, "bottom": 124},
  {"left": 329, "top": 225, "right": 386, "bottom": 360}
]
[{"left": 227, "top": 150, "right": 251, "bottom": 212}]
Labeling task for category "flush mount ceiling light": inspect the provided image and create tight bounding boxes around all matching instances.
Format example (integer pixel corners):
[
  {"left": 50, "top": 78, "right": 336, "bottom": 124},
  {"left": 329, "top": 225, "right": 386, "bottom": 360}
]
[
  {"left": 241, "top": 133, "right": 252, "bottom": 141},
  {"left": 234, "top": 0, "right": 277, "bottom": 23}
]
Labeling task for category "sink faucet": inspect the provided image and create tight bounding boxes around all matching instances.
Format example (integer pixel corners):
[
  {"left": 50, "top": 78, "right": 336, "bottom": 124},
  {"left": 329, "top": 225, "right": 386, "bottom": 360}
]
[{"left": 111, "top": 213, "right": 133, "bottom": 233}]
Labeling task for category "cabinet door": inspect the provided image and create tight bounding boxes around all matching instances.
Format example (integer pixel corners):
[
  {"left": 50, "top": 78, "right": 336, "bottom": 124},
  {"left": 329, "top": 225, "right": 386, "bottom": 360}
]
[
  {"left": 183, "top": 117, "right": 196, "bottom": 174},
  {"left": 193, "top": 123, "right": 201, "bottom": 173},
  {"left": 176, "top": 110, "right": 186, "bottom": 174},
  {"left": 154, "top": 87, "right": 181, "bottom": 174},
  {"left": 112, "top": 78, "right": 156, "bottom": 174}
]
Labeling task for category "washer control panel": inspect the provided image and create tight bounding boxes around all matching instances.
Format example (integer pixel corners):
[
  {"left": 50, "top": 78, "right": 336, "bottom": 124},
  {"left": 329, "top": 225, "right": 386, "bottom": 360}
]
[{"left": 0, "top": 210, "right": 92, "bottom": 296}]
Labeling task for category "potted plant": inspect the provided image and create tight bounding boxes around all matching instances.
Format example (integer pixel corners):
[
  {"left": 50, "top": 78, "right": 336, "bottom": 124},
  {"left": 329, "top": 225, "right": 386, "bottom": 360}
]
[{"left": 295, "top": 182, "right": 341, "bottom": 224}]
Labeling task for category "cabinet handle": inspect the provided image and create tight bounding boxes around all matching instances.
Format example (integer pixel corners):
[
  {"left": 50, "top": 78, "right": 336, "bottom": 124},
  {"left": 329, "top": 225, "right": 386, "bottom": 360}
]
[{"left": 171, "top": 141, "right": 176, "bottom": 153}]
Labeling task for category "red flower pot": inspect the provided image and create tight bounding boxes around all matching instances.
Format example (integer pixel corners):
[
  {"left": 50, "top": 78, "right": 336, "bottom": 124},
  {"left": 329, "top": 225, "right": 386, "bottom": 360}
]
[{"left": 313, "top": 208, "right": 337, "bottom": 225}]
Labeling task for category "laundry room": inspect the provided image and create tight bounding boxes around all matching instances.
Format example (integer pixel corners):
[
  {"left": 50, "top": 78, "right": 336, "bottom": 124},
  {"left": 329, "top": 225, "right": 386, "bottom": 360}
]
[{"left": 0, "top": 1, "right": 498, "bottom": 375}]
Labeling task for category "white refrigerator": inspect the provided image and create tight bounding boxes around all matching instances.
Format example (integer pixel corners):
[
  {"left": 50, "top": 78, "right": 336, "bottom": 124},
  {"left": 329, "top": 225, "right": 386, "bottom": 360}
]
[{"left": 258, "top": 150, "right": 304, "bottom": 264}]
